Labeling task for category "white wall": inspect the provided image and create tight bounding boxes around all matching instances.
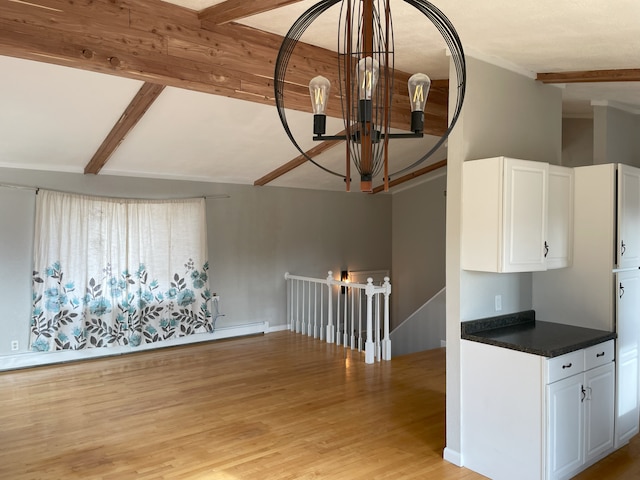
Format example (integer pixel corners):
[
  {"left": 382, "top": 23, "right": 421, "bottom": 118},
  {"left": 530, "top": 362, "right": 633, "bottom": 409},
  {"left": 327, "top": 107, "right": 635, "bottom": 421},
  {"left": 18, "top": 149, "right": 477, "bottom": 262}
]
[
  {"left": 0, "top": 167, "right": 392, "bottom": 357},
  {"left": 444, "top": 56, "right": 562, "bottom": 464}
]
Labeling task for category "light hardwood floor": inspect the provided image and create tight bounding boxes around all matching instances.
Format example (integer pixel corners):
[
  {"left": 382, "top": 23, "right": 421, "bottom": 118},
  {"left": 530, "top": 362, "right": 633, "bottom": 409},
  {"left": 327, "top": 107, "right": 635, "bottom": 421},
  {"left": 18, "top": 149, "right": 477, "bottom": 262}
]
[{"left": 0, "top": 332, "right": 638, "bottom": 479}]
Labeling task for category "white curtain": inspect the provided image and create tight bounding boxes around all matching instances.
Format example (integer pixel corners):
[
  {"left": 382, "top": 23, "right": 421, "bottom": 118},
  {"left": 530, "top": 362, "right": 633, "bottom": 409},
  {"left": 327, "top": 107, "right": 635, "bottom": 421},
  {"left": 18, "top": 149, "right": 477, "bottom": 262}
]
[{"left": 30, "top": 190, "right": 212, "bottom": 351}]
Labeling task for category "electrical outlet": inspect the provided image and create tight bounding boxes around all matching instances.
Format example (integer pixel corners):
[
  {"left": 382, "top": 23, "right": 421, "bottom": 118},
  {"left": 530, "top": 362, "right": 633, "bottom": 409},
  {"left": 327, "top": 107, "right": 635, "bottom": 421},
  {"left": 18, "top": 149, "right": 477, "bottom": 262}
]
[
  {"left": 10, "top": 340, "right": 19, "bottom": 351},
  {"left": 495, "top": 295, "right": 502, "bottom": 312}
]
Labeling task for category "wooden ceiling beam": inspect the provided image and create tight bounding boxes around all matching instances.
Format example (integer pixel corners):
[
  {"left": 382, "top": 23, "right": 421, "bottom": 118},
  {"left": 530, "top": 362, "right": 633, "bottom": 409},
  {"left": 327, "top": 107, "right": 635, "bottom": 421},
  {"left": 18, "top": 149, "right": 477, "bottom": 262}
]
[
  {"left": 0, "top": 0, "right": 448, "bottom": 135},
  {"left": 0, "top": 0, "right": 449, "bottom": 179},
  {"left": 371, "top": 159, "right": 447, "bottom": 194},
  {"left": 85, "top": 82, "right": 165, "bottom": 174},
  {"left": 537, "top": 69, "right": 640, "bottom": 84},
  {"left": 199, "top": 0, "right": 305, "bottom": 27}
]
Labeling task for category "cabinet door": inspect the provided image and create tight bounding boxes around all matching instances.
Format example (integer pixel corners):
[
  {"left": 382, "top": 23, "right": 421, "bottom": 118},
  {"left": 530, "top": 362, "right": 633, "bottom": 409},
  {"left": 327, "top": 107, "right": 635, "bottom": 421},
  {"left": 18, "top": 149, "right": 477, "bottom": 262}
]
[
  {"left": 503, "top": 158, "right": 548, "bottom": 272},
  {"left": 547, "top": 374, "right": 584, "bottom": 480},
  {"left": 617, "top": 164, "right": 640, "bottom": 269},
  {"left": 615, "top": 269, "right": 640, "bottom": 447},
  {"left": 616, "top": 351, "right": 639, "bottom": 447},
  {"left": 584, "top": 363, "right": 615, "bottom": 462},
  {"left": 546, "top": 165, "right": 573, "bottom": 269},
  {"left": 617, "top": 270, "right": 640, "bottom": 355},
  {"left": 461, "top": 157, "right": 504, "bottom": 272}
]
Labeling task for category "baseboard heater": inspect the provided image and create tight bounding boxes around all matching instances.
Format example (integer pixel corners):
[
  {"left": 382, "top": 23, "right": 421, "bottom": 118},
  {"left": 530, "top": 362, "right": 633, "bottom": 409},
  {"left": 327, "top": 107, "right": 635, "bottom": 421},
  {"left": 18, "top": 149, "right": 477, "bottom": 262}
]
[{"left": 0, "top": 321, "right": 271, "bottom": 371}]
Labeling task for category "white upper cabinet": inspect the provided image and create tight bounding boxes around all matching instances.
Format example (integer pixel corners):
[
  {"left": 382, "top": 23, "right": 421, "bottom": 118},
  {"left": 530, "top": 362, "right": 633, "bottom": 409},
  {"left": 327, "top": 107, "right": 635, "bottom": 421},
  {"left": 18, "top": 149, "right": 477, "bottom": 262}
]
[
  {"left": 462, "top": 156, "right": 569, "bottom": 272},
  {"left": 503, "top": 158, "right": 548, "bottom": 271},
  {"left": 617, "top": 164, "right": 640, "bottom": 269},
  {"left": 547, "top": 165, "right": 574, "bottom": 269}
]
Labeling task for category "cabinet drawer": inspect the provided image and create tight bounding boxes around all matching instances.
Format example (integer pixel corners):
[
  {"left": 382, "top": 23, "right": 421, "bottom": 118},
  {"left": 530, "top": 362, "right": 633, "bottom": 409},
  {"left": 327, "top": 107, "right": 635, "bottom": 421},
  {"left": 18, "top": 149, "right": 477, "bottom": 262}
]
[
  {"left": 584, "top": 340, "right": 614, "bottom": 370},
  {"left": 547, "top": 350, "right": 585, "bottom": 384}
]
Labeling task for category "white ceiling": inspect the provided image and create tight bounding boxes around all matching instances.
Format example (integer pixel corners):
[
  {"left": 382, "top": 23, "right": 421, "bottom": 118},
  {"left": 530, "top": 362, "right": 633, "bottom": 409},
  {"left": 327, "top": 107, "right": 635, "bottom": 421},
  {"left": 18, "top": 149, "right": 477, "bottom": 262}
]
[{"left": 1, "top": 0, "right": 640, "bottom": 192}]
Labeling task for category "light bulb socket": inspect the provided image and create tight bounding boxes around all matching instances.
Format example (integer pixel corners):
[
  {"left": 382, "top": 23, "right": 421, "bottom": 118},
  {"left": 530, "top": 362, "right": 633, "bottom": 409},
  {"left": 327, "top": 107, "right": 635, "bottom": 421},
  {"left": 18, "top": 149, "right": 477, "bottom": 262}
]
[
  {"left": 411, "top": 110, "right": 424, "bottom": 133},
  {"left": 358, "top": 99, "right": 373, "bottom": 123},
  {"left": 313, "top": 114, "right": 327, "bottom": 135},
  {"left": 360, "top": 173, "right": 373, "bottom": 193},
  {"left": 341, "top": 269, "right": 348, "bottom": 294}
]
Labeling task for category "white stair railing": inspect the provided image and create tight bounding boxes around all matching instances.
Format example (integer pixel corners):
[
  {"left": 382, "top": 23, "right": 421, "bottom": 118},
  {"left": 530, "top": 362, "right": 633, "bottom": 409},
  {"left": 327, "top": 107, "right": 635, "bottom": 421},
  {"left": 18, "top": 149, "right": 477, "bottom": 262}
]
[{"left": 284, "top": 271, "right": 391, "bottom": 363}]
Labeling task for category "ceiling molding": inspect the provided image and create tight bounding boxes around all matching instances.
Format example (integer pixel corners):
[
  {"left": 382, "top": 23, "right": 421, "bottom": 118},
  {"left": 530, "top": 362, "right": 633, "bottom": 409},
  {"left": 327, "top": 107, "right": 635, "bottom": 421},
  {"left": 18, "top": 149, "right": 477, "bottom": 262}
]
[
  {"left": 199, "top": 0, "right": 305, "bottom": 27},
  {"left": 463, "top": 47, "right": 536, "bottom": 79},
  {"left": 85, "top": 82, "right": 166, "bottom": 175},
  {"left": 591, "top": 100, "right": 640, "bottom": 115},
  {"left": 537, "top": 69, "right": 640, "bottom": 84}
]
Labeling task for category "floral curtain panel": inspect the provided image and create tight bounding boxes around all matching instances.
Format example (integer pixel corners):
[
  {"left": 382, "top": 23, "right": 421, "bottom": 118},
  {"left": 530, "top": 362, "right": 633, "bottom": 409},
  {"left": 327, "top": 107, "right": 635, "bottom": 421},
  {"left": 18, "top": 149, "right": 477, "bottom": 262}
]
[{"left": 30, "top": 190, "right": 213, "bottom": 351}]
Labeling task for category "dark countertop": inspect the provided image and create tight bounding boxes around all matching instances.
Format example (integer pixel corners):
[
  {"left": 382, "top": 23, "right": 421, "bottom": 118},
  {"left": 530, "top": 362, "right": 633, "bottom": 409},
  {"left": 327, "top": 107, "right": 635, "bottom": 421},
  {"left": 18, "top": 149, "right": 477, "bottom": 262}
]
[{"left": 461, "top": 310, "right": 616, "bottom": 358}]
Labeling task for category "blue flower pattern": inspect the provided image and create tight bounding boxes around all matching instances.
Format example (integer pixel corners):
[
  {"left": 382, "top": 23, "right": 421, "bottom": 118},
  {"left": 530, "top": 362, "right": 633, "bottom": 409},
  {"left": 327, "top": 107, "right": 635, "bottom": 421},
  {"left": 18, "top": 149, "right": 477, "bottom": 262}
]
[{"left": 31, "top": 259, "right": 213, "bottom": 351}]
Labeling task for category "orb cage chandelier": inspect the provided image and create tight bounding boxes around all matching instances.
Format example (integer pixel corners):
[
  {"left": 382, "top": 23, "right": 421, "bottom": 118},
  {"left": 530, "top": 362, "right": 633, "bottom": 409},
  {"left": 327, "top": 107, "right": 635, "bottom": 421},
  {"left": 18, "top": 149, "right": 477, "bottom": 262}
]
[{"left": 274, "top": 0, "right": 466, "bottom": 193}]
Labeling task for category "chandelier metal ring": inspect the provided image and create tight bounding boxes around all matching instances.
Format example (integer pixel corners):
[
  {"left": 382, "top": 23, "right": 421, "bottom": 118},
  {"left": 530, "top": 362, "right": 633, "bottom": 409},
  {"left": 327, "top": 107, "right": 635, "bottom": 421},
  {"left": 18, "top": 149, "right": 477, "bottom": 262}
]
[{"left": 273, "top": 0, "right": 466, "bottom": 187}]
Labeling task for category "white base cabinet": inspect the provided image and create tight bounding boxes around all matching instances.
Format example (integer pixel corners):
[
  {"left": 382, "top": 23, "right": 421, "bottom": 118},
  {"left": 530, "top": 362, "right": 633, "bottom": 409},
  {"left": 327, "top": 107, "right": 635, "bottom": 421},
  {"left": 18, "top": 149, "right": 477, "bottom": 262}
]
[
  {"left": 584, "top": 363, "right": 616, "bottom": 461},
  {"left": 547, "top": 373, "right": 584, "bottom": 479},
  {"left": 462, "top": 339, "right": 615, "bottom": 480},
  {"left": 547, "top": 362, "right": 615, "bottom": 480},
  {"left": 616, "top": 348, "right": 640, "bottom": 446}
]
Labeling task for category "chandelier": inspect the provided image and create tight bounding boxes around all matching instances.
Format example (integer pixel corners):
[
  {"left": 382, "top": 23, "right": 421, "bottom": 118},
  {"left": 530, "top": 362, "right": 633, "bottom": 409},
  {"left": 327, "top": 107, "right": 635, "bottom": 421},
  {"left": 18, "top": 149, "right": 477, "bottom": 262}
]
[{"left": 274, "top": 0, "right": 466, "bottom": 192}]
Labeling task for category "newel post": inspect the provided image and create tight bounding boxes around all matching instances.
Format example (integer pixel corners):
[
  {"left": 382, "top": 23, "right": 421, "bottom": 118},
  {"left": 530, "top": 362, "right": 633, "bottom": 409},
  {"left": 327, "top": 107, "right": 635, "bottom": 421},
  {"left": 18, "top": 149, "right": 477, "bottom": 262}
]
[
  {"left": 284, "top": 272, "right": 293, "bottom": 331},
  {"left": 326, "top": 271, "right": 335, "bottom": 343},
  {"left": 382, "top": 276, "right": 391, "bottom": 360},
  {"left": 365, "top": 277, "right": 375, "bottom": 364}
]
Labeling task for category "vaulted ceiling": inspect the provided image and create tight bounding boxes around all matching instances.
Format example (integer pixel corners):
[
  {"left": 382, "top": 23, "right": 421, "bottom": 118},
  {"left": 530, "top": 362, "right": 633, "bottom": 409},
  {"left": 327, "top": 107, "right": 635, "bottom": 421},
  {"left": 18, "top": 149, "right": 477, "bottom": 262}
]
[{"left": 1, "top": 0, "right": 640, "bottom": 192}]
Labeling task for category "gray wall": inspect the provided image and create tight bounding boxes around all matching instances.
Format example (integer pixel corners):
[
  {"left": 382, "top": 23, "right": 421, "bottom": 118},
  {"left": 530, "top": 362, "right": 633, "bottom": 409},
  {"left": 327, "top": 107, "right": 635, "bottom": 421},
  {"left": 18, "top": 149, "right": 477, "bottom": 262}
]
[
  {"left": 562, "top": 117, "right": 594, "bottom": 167},
  {"left": 208, "top": 183, "right": 392, "bottom": 329},
  {"left": 0, "top": 187, "right": 35, "bottom": 356},
  {"left": 0, "top": 167, "right": 391, "bottom": 356},
  {"left": 594, "top": 105, "right": 640, "bottom": 166},
  {"left": 445, "top": 56, "right": 562, "bottom": 463},
  {"left": 391, "top": 172, "right": 447, "bottom": 330}
]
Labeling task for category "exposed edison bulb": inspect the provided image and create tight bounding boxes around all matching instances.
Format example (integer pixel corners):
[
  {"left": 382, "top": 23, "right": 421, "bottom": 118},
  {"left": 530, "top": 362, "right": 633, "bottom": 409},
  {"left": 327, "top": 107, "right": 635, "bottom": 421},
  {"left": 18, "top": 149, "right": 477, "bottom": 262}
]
[
  {"left": 408, "top": 73, "right": 431, "bottom": 112},
  {"left": 309, "top": 76, "right": 331, "bottom": 115},
  {"left": 357, "top": 57, "right": 379, "bottom": 100}
]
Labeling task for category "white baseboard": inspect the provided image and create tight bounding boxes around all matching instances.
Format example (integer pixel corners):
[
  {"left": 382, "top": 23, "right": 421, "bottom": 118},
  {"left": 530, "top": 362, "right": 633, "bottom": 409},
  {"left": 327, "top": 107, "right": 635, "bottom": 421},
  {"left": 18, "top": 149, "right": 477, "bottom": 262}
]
[
  {"left": 443, "top": 447, "right": 463, "bottom": 467},
  {"left": 0, "top": 321, "right": 271, "bottom": 371},
  {"left": 267, "top": 323, "right": 289, "bottom": 333}
]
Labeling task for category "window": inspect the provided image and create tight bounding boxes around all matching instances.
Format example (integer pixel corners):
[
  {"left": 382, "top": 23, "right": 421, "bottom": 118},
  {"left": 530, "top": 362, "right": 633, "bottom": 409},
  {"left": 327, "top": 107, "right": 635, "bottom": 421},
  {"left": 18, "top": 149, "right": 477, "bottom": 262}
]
[{"left": 30, "top": 190, "right": 212, "bottom": 351}]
